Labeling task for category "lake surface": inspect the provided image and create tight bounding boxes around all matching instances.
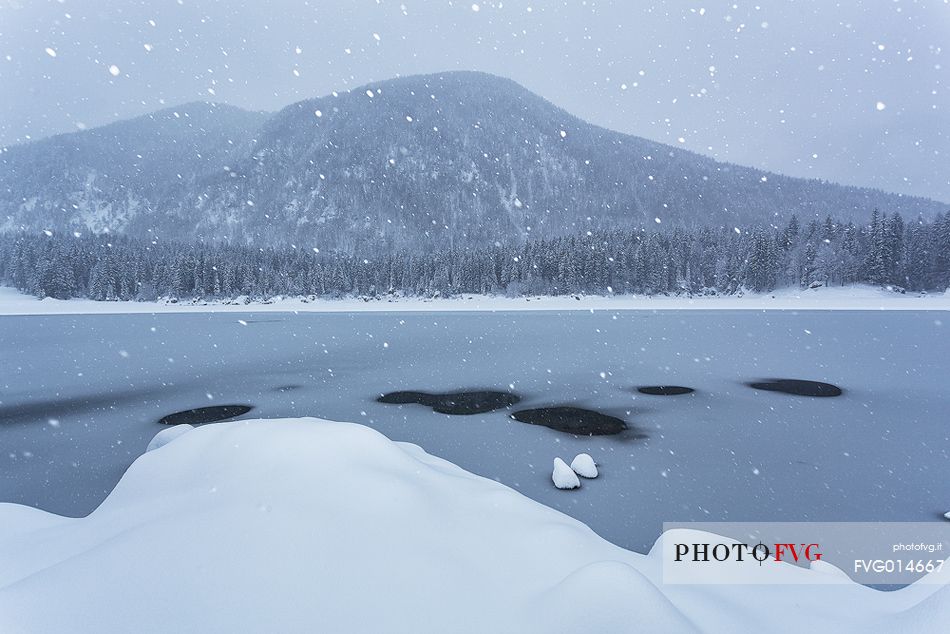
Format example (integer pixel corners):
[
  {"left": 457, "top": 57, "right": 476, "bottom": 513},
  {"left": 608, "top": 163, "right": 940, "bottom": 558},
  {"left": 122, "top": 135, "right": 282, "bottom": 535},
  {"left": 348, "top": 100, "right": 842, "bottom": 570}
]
[{"left": 1, "top": 310, "right": 948, "bottom": 553}]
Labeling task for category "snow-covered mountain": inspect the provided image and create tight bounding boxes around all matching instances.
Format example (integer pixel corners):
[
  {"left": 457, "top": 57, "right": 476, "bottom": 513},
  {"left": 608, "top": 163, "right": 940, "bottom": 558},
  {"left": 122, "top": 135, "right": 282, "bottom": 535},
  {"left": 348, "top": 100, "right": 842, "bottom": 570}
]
[
  {"left": 0, "top": 102, "right": 266, "bottom": 236},
  {"left": 1, "top": 71, "right": 944, "bottom": 250}
]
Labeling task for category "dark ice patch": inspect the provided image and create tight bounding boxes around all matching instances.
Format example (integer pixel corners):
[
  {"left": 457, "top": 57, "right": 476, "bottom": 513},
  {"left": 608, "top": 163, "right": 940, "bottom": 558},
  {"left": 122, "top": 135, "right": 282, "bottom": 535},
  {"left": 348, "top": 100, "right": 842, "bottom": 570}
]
[
  {"left": 746, "top": 379, "right": 843, "bottom": 397},
  {"left": 510, "top": 406, "right": 627, "bottom": 436},
  {"left": 637, "top": 385, "right": 695, "bottom": 396},
  {"left": 0, "top": 387, "right": 164, "bottom": 425},
  {"left": 376, "top": 390, "right": 520, "bottom": 415},
  {"left": 158, "top": 404, "right": 254, "bottom": 425}
]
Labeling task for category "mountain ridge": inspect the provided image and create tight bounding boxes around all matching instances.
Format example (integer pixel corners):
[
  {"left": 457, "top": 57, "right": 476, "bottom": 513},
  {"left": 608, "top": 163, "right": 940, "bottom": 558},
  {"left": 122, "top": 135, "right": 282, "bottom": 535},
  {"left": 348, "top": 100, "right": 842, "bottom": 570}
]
[{"left": 1, "top": 71, "right": 945, "bottom": 249}]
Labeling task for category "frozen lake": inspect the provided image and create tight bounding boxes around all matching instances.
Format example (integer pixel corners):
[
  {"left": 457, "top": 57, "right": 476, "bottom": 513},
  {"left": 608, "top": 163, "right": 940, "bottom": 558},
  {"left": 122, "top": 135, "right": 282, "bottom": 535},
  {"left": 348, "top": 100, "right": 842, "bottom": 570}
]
[{"left": 1, "top": 310, "right": 948, "bottom": 553}]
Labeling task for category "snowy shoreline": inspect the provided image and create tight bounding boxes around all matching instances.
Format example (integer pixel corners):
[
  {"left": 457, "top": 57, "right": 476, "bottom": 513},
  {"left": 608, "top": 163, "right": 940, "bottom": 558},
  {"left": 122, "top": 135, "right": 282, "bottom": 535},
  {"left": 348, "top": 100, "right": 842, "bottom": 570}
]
[
  {"left": 1, "top": 284, "right": 948, "bottom": 315},
  {"left": 1, "top": 418, "right": 947, "bottom": 633}
]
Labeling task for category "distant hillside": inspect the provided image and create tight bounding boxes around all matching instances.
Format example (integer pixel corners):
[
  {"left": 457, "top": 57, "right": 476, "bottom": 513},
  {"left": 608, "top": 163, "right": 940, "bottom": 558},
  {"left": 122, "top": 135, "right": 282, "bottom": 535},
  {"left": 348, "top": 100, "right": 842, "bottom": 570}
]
[
  {"left": 1, "top": 71, "right": 944, "bottom": 250},
  {"left": 0, "top": 103, "right": 267, "bottom": 235}
]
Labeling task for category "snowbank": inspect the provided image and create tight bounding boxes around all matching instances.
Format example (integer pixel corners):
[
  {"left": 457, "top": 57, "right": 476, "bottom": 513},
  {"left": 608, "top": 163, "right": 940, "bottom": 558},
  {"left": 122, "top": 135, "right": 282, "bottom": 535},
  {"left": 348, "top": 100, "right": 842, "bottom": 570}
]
[
  {"left": 144, "top": 423, "right": 194, "bottom": 452},
  {"left": 1, "top": 284, "right": 948, "bottom": 315},
  {"left": 0, "top": 419, "right": 946, "bottom": 633}
]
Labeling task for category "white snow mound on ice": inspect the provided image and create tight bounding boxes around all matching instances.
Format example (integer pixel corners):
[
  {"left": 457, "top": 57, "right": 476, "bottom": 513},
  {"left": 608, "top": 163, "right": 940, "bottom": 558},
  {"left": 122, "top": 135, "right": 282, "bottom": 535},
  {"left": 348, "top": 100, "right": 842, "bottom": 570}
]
[
  {"left": 570, "top": 453, "right": 598, "bottom": 478},
  {"left": 552, "top": 457, "right": 581, "bottom": 489},
  {"left": 145, "top": 424, "right": 194, "bottom": 452},
  {"left": 0, "top": 418, "right": 948, "bottom": 633}
]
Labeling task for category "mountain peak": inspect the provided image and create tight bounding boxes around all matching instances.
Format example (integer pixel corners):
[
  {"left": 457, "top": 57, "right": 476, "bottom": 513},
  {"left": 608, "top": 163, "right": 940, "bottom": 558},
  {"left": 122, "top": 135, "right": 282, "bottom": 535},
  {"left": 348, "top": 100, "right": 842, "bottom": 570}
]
[{"left": 0, "top": 71, "right": 944, "bottom": 248}]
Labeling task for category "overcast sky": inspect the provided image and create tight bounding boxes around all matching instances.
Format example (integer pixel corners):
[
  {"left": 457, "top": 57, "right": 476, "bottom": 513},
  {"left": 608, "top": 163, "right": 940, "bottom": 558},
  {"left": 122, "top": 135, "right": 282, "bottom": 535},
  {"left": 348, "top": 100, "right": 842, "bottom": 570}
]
[{"left": 1, "top": 0, "right": 947, "bottom": 202}]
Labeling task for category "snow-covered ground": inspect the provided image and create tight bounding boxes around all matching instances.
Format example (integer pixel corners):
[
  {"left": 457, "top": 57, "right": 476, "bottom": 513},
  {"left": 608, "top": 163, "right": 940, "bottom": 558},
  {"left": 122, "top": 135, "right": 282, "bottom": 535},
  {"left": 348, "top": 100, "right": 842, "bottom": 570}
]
[
  {"left": 0, "top": 418, "right": 946, "bottom": 634},
  {"left": 1, "top": 284, "right": 948, "bottom": 315}
]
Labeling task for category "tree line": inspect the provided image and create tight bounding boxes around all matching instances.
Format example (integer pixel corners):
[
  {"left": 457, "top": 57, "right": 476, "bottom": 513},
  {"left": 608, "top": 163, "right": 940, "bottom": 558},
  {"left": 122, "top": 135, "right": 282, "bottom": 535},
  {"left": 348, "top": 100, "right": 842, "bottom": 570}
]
[{"left": 1, "top": 210, "right": 949, "bottom": 302}]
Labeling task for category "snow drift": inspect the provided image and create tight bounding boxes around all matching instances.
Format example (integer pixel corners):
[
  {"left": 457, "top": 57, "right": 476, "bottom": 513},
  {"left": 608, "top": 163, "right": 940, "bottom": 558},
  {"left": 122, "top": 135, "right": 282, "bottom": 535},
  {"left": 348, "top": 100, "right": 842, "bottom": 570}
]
[
  {"left": 144, "top": 423, "right": 194, "bottom": 452},
  {"left": 0, "top": 419, "right": 947, "bottom": 633}
]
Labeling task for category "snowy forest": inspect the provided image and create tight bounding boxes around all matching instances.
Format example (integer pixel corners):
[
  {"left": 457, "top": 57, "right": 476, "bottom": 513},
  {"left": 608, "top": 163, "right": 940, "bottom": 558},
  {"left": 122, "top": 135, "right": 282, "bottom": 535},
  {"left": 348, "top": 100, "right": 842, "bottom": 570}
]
[{"left": 2, "top": 210, "right": 949, "bottom": 301}]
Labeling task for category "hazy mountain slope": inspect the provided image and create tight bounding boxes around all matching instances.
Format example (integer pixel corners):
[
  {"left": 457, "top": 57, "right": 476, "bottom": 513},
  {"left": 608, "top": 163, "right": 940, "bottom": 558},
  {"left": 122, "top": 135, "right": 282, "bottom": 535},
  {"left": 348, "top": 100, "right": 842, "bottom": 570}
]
[
  {"left": 1, "top": 72, "right": 944, "bottom": 249},
  {"left": 0, "top": 103, "right": 267, "bottom": 234}
]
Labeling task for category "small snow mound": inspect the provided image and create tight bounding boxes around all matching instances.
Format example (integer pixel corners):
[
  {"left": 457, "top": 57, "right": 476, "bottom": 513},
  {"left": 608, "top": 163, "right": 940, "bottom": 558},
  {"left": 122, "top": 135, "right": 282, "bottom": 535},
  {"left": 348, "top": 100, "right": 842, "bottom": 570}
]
[
  {"left": 570, "top": 453, "right": 598, "bottom": 478},
  {"left": 553, "top": 457, "right": 580, "bottom": 489},
  {"left": 146, "top": 424, "right": 194, "bottom": 452}
]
